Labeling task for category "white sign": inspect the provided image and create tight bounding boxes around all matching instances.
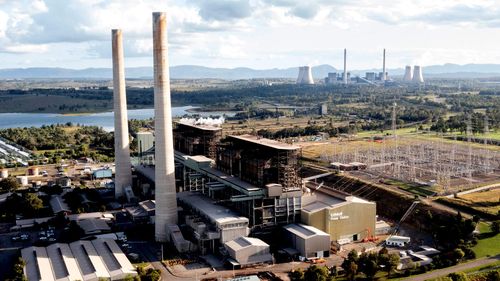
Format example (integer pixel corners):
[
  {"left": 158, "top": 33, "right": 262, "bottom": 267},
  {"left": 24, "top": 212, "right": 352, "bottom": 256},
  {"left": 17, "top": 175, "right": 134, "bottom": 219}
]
[{"left": 330, "top": 211, "right": 349, "bottom": 220}]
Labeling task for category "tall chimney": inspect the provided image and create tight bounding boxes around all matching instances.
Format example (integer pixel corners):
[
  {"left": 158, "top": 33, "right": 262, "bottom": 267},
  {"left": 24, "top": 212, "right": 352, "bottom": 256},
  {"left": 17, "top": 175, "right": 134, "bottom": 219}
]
[
  {"left": 112, "top": 29, "right": 132, "bottom": 199},
  {"left": 382, "top": 49, "right": 386, "bottom": 81},
  {"left": 153, "top": 12, "right": 178, "bottom": 242},
  {"left": 343, "top": 48, "right": 347, "bottom": 85}
]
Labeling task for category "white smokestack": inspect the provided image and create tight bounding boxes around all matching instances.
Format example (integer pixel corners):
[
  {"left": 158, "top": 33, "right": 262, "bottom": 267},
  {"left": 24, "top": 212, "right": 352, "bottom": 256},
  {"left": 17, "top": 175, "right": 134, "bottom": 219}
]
[
  {"left": 382, "top": 49, "right": 386, "bottom": 81},
  {"left": 412, "top": 65, "right": 424, "bottom": 83},
  {"left": 112, "top": 29, "right": 132, "bottom": 199},
  {"left": 153, "top": 12, "right": 178, "bottom": 242},
  {"left": 343, "top": 48, "right": 347, "bottom": 84},
  {"left": 403, "top": 65, "right": 413, "bottom": 81}
]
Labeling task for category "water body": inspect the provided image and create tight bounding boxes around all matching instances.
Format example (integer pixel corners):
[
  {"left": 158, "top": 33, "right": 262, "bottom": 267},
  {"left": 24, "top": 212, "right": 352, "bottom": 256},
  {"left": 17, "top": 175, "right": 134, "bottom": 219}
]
[{"left": 0, "top": 106, "right": 235, "bottom": 131}]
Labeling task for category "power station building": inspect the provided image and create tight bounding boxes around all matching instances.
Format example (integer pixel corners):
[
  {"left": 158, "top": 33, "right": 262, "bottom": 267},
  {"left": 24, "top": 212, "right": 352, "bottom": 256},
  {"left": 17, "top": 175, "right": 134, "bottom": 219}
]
[
  {"left": 173, "top": 122, "right": 222, "bottom": 159},
  {"left": 301, "top": 190, "right": 376, "bottom": 244}
]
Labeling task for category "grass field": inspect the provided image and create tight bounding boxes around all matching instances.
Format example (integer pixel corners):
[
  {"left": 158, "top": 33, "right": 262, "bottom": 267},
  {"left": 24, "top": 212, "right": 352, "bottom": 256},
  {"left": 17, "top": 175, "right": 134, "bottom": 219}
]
[
  {"left": 472, "top": 222, "right": 500, "bottom": 258},
  {"left": 454, "top": 189, "right": 500, "bottom": 217},
  {"left": 383, "top": 179, "right": 437, "bottom": 197}
]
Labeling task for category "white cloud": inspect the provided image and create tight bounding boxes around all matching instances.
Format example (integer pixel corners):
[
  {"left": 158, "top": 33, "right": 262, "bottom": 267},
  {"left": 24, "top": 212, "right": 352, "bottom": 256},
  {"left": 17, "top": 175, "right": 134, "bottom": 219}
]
[{"left": 0, "top": 0, "right": 499, "bottom": 69}]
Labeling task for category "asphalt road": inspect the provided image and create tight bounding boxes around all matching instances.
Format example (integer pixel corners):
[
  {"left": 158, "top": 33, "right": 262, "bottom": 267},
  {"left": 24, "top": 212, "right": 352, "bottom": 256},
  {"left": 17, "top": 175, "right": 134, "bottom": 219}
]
[{"left": 403, "top": 255, "right": 500, "bottom": 281}]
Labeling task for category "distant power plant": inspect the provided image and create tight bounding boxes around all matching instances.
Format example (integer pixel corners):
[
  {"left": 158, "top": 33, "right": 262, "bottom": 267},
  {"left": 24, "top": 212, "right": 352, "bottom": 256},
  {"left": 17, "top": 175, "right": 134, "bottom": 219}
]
[
  {"left": 296, "top": 66, "right": 314, "bottom": 84},
  {"left": 403, "top": 65, "right": 424, "bottom": 83},
  {"left": 324, "top": 48, "right": 391, "bottom": 85}
]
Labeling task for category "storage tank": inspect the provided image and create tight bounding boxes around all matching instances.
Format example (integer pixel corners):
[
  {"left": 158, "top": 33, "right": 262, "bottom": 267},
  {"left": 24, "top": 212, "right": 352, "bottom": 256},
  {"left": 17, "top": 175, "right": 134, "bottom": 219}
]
[
  {"left": 27, "top": 167, "right": 39, "bottom": 176},
  {"left": 17, "top": 176, "right": 28, "bottom": 186},
  {"left": 0, "top": 169, "right": 8, "bottom": 179}
]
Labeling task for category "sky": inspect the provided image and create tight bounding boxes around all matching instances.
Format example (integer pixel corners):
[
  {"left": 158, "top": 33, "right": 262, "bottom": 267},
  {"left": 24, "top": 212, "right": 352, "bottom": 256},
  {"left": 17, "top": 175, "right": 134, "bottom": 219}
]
[{"left": 0, "top": 0, "right": 500, "bottom": 70}]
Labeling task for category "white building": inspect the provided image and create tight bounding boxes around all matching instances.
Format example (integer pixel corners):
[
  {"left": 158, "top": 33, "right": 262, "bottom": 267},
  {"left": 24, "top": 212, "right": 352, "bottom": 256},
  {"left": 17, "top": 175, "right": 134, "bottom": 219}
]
[
  {"left": 22, "top": 238, "right": 137, "bottom": 281},
  {"left": 224, "top": 236, "right": 273, "bottom": 267},
  {"left": 385, "top": 235, "right": 411, "bottom": 247},
  {"left": 284, "top": 223, "right": 331, "bottom": 259}
]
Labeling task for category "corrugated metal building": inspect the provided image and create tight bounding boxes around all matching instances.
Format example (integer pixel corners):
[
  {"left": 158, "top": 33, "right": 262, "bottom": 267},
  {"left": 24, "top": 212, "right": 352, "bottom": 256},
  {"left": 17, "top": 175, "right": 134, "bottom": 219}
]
[
  {"left": 22, "top": 238, "right": 137, "bottom": 281},
  {"left": 283, "top": 223, "right": 331, "bottom": 259},
  {"left": 224, "top": 236, "right": 273, "bottom": 267},
  {"left": 301, "top": 191, "right": 376, "bottom": 244}
]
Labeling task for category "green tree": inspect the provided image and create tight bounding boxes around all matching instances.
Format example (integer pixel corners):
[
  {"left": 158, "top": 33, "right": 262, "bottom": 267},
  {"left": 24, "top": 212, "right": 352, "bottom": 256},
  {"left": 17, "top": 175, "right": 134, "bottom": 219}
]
[
  {"left": 382, "top": 253, "right": 400, "bottom": 277},
  {"left": 486, "top": 270, "right": 500, "bottom": 281},
  {"left": 0, "top": 177, "right": 20, "bottom": 192},
  {"left": 290, "top": 268, "right": 305, "bottom": 281},
  {"left": 453, "top": 248, "right": 465, "bottom": 263},
  {"left": 25, "top": 193, "right": 44, "bottom": 216},
  {"left": 342, "top": 250, "right": 359, "bottom": 280},
  {"left": 491, "top": 221, "right": 500, "bottom": 234},
  {"left": 448, "top": 272, "right": 468, "bottom": 281},
  {"left": 304, "top": 265, "right": 333, "bottom": 281}
]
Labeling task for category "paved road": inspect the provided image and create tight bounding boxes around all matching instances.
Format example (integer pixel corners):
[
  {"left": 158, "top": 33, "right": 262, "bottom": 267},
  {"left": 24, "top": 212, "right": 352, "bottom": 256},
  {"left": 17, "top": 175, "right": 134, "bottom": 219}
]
[
  {"left": 445, "top": 183, "right": 500, "bottom": 198},
  {"left": 403, "top": 255, "right": 500, "bottom": 281},
  {"left": 130, "top": 241, "right": 190, "bottom": 281}
]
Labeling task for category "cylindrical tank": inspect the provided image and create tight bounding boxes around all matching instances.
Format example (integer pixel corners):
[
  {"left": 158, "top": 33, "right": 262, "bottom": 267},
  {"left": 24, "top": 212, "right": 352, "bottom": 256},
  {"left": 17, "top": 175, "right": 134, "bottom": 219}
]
[
  {"left": 0, "top": 169, "right": 8, "bottom": 179},
  {"left": 28, "top": 167, "right": 39, "bottom": 176},
  {"left": 17, "top": 176, "right": 28, "bottom": 186}
]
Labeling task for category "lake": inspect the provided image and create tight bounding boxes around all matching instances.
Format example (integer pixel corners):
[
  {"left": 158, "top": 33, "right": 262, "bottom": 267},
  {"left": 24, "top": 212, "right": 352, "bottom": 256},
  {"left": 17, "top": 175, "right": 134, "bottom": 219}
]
[{"left": 0, "top": 106, "right": 234, "bottom": 131}]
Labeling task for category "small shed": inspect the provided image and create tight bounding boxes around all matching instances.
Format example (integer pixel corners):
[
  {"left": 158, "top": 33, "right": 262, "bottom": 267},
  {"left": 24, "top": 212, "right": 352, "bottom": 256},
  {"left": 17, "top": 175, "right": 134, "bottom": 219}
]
[
  {"left": 385, "top": 235, "right": 410, "bottom": 247},
  {"left": 92, "top": 169, "right": 112, "bottom": 179}
]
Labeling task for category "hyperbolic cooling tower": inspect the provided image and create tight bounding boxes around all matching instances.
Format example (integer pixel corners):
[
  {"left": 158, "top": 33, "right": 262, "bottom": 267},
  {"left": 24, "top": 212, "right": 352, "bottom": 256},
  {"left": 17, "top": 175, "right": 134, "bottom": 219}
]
[
  {"left": 296, "top": 66, "right": 314, "bottom": 84},
  {"left": 412, "top": 65, "right": 424, "bottom": 83},
  {"left": 153, "top": 12, "right": 178, "bottom": 242},
  {"left": 403, "top": 65, "right": 413, "bottom": 81},
  {"left": 111, "top": 29, "right": 132, "bottom": 199}
]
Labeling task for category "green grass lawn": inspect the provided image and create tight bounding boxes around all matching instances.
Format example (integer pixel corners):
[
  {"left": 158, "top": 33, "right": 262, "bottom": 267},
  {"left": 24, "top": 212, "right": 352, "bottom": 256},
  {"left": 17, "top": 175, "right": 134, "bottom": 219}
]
[
  {"left": 383, "top": 178, "right": 437, "bottom": 197},
  {"left": 472, "top": 222, "right": 500, "bottom": 258}
]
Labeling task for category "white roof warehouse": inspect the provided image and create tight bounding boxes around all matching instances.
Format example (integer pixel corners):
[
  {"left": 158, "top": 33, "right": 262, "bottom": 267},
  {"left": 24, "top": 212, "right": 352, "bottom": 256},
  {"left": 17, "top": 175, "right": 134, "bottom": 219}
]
[{"left": 21, "top": 238, "right": 137, "bottom": 281}]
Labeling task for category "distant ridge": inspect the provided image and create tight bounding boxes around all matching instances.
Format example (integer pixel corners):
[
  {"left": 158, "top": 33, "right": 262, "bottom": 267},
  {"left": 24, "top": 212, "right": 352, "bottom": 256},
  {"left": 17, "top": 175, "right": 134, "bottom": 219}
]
[{"left": 1, "top": 63, "right": 500, "bottom": 79}]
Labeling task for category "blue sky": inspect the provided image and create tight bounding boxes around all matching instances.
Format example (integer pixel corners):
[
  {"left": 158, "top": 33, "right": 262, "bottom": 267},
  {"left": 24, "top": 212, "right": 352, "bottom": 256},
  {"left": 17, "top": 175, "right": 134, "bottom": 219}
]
[{"left": 0, "top": 0, "right": 499, "bottom": 70}]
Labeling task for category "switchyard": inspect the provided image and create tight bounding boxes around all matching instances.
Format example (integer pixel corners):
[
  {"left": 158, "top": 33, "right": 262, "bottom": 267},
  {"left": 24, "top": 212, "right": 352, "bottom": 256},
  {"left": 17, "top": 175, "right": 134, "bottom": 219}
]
[{"left": 312, "top": 136, "right": 500, "bottom": 194}]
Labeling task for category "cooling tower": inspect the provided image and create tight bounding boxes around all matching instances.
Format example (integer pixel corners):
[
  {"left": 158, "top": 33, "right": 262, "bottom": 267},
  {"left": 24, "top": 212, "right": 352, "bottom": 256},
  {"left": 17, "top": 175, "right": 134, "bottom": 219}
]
[
  {"left": 153, "top": 12, "right": 178, "bottom": 242},
  {"left": 412, "top": 65, "right": 424, "bottom": 83},
  {"left": 296, "top": 66, "right": 314, "bottom": 84},
  {"left": 111, "top": 29, "right": 132, "bottom": 199},
  {"left": 403, "top": 65, "right": 413, "bottom": 81}
]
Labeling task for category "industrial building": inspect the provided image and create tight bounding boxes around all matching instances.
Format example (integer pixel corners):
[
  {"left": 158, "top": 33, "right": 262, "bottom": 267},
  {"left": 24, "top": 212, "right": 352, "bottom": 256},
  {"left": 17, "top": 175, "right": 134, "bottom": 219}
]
[
  {"left": 21, "top": 238, "right": 137, "bottom": 281},
  {"left": 224, "top": 236, "right": 273, "bottom": 267},
  {"left": 301, "top": 190, "right": 376, "bottom": 244},
  {"left": 283, "top": 223, "right": 331, "bottom": 259},
  {"left": 178, "top": 191, "right": 249, "bottom": 253},
  {"left": 174, "top": 122, "right": 222, "bottom": 159},
  {"left": 125, "top": 199, "right": 156, "bottom": 223},
  {"left": 215, "top": 135, "right": 303, "bottom": 227},
  {"left": 136, "top": 131, "right": 155, "bottom": 155}
]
